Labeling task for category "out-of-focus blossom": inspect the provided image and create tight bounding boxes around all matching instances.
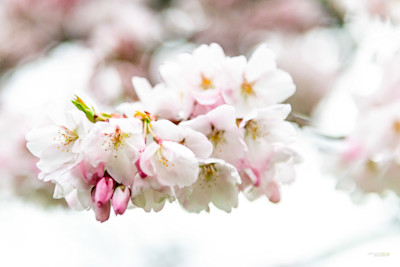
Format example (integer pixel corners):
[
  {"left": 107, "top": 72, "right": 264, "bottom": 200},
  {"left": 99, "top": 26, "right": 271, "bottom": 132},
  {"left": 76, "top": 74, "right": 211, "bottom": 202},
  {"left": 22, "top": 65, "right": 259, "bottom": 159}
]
[
  {"left": 246, "top": 0, "right": 330, "bottom": 32},
  {"left": 191, "top": 0, "right": 330, "bottom": 55},
  {"left": 337, "top": 104, "right": 400, "bottom": 196},
  {"left": 0, "top": 0, "right": 161, "bottom": 107},
  {"left": 268, "top": 29, "right": 344, "bottom": 117},
  {"left": 66, "top": 0, "right": 162, "bottom": 103},
  {"left": 0, "top": 0, "right": 82, "bottom": 71},
  {"left": 324, "top": 19, "right": 400, "bottom": 197},
  {"left": 0, "top": 110, "right": 58, "bottom": 204},
  {"left": 330, "top": 0, "right": 400, "bottom": 24}
]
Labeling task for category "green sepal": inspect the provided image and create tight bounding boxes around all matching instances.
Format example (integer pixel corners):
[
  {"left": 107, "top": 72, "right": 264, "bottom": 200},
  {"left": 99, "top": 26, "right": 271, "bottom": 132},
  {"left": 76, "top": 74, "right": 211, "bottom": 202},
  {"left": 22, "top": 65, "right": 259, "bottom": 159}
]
[{"left": 72, "top": 95, "right": 96, "bottom": 123}]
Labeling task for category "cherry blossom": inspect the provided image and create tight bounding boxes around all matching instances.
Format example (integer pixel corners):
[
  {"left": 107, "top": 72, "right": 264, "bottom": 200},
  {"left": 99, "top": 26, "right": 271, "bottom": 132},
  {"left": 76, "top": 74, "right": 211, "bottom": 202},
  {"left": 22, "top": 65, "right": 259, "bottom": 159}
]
[
  {"left": 25, "top": 43, "right": 300, "bottom": 222},
  {"left": 139, "top": 141, "right": 199, "bottom": 188},
  {"left": 26, "top": 110, "right": 90, "bottom": 179},
  {"left": 178, "top": 159, "right": 240, "bottom": 212},
  {"left": 159, "top": 43, "right": 226, "bottom": 106},
  {"left": 82, "top": 118, "right": 145, "bottom": 186},
  {"left": 180, "top": 105, "right": 246, "bottom": 166},
  {"left": 222, "top": 45, "right": 296, "bottom": 117}
]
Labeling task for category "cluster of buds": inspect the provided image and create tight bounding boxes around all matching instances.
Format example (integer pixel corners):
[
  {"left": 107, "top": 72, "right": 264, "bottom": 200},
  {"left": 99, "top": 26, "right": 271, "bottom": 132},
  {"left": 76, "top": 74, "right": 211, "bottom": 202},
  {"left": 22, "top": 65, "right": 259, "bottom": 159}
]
[{"left": 26, "top": 43, "right": 300, "bottom": 222}]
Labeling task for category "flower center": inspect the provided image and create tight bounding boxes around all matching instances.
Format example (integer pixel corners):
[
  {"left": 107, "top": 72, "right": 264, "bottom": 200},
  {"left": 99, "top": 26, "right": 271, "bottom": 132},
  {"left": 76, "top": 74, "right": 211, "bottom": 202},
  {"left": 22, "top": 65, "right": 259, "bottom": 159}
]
[
  {"left": 55, "top": 126, "right": 78, "bottom": 152},
  {"left": 393, "top": 120, "right": 400, "bottom": 134},
  {"left": 244, "top": 120, "right": 265, "bottom": 140},
  {"left": 103, "top": 126, "right": 130, "bottom": 153},
  {"left": 208, "top": 125, "right": 225, "bottom": 147},
  {"left": 198, "top": 163, "right": 219, "bottom": 189},
  {"left": 366, "top": 159, "right": 379, "bottom": 172},
  {"left": 241, "top": 80, "right": 255, "bottom": 98},
  {"left": 155, "top": 147, "right": 175, "bottom": 168},
  {"left": 200, "top": 74, "right": 214, "bottom": 90}
]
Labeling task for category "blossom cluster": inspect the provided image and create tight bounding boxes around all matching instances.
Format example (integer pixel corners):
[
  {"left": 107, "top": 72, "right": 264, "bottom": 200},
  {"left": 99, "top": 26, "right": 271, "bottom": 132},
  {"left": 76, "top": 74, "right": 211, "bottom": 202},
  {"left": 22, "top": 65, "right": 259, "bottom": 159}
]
[
  {"left": 338, "top": 104, "right": 400, "bottom": 196},
  {"left": 331, "top": 21, "right": 400, "bottom": 197},
  {"left": 26, "top": 43, "right": 300, "bottom": 222}
]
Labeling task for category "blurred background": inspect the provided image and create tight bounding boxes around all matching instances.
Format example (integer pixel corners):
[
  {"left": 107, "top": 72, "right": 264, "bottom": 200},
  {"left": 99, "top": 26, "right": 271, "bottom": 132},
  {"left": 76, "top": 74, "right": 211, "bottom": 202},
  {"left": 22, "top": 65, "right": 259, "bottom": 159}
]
[{"left": 1, "top": 0, "right": 400, "bottom": 266}]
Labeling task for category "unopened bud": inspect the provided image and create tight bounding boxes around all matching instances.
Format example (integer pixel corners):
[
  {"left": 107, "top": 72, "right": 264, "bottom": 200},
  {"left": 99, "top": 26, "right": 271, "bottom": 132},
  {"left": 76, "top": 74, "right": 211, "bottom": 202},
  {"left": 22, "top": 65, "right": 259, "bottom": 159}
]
[
  {"left": 91, "top": 190, "right": 111, "bottom": 223},
  {"left": 94, "top": 175, "right": 115, "bottom": 207},
  {"left": 112, "top": 186, "right": 131, "bottom": 215}
]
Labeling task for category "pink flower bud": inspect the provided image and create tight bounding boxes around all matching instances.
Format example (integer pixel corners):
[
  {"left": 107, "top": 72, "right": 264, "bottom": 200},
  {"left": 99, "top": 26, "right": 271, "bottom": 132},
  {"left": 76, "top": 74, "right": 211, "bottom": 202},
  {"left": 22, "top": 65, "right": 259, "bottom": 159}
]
[
  {"left": 91, "top": 190, "right": 111, "bottom": 223},
  {"left": 94, "top": 175, "right": 115, "bottom": 207},
  {"left": 112, "top": 186, "right": 131, "bottom": 215},
  {"left": 266, "top": 182, "right": 281, "bottom": 204}
]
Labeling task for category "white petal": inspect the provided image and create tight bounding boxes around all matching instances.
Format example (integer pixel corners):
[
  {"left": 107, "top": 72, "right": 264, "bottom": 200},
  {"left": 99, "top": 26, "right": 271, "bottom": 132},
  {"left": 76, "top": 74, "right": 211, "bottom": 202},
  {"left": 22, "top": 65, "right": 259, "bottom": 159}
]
[
  {"left": 153, "top": 141, "right": 199, "bottom": 188},
  {"left": 255, "top": 69, "right": 296, "bottom": 105},
  {"left": 211, "top": 130, "right": 246, "bottom": 166},
  {"left": 207, "top": 105, "right": 237, "bottom": 131},
  {"left": 179, "top": 115, "right": 211, "bottom": 135},
  {"left": 245, "top": 44, "right": 277, "bottom": 82},
  {"left": 110, "top": 118, "right": 142, "bottom": 135},
  {"left": 210, "top": 163, "right": 240, "bottom": 212},
  {"left": 182, "top": 128, "right": 213, "bottom": 159},
  {"left": 106, "top": 148, "right": 138, "bottom": 186},
  {"left": 131, "top": 186, "right": 173, "bottom": 212},
  {"left": 36, "top": 144, "right": 76, "bottom": 173},
  {"left": 140, "top": 143, "right": 159, "bottom": 177},
  {"left": 26, "top": 125, "right": 60, "bottom": 157},
  {"left": 151, "top": 120, "right": 183, "bottom": 142},
  {"left": 178, "top": 160, "right": 239, "bottom": 213},
  {"left": 132, "top": 77, "right": 153, "bottom": 102},
  {"left": 116, "top": 102, "right": 146, "bottom": 117},
  {"left": 64, "top": 189, "right": 89, "bottom": 211},
  {"left": 254, "top": 104, "right": 292, "bottom": 122}
]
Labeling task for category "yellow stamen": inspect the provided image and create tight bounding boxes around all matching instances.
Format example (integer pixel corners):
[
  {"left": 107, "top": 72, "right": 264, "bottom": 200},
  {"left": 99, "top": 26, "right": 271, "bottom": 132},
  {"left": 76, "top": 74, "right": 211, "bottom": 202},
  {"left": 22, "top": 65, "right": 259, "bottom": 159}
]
[
  {"left": 209, "top": 126, "right": 225, "bottom": 147},
  {"left": 201, "top": 74, "right": 214, "bottom": 90},
  {"left": 199, "top": 163, "right": 219, "bottom": 189},
  {"left": 56, "top": 127, "right": 78, "bottom": 151},
  {"left": 241, "top": 79, "right": 255, "bottom": 98},
  {"left": 366, "top": 159, "right": 378, "bottom": 172},
  {"left": 244, "top": 120, "right": 264, "bottom": 140},
  {"left": 393, "top": 120, "right": 400, "bottom": 134}
]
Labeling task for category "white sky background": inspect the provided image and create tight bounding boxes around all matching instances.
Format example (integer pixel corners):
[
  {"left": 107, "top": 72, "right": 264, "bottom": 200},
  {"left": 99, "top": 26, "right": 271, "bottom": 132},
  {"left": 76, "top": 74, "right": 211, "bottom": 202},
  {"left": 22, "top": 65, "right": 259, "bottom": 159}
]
[{"left": 1, "top": 44, "right": 399, "bottom": 267}]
